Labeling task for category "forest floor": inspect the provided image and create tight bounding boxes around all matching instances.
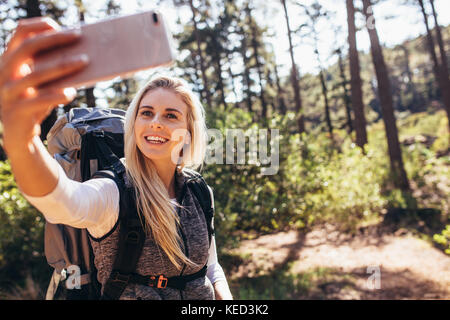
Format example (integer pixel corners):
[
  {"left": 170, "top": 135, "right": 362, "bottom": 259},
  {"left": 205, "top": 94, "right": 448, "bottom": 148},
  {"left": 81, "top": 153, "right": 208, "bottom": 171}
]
[{"left": 225, "top": 221, "right": 450, "bottom": 300}]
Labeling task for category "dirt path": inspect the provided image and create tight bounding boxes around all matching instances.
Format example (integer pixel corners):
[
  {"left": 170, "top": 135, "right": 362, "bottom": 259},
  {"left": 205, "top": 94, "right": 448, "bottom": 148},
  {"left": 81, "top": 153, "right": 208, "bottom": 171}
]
[{"left": 229, "top": 224, "right": 450, "bottom": 299}]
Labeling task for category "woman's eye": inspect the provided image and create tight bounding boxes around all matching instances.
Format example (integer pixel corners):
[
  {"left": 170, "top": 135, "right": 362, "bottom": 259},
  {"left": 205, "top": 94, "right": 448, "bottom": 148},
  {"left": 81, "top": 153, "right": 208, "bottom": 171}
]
[
  {"left": 140, "top": 110, "right": 177, "bottom": 119},
  {"left": 141, "top": 110, "right": 153, "bottom": 116}
]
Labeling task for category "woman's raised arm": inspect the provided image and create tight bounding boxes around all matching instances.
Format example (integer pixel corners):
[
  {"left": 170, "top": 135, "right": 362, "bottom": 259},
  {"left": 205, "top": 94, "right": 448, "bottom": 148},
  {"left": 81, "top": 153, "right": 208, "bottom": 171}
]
[{"left": 0, "top": 17, "right": 89, "bottom": 196}]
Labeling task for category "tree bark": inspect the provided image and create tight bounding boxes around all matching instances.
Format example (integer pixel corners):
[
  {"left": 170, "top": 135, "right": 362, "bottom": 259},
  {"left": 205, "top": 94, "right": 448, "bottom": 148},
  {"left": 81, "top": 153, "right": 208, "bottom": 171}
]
[
  {"left": 429, "top": 0, "right": 450, "bottom": 132},
  {"left": 26, "top": 0, "right": 41, "bottom": 17},
  {"left": 399, "top": 44, "right": 422, "bottom": 111},
  {"left": 363, "top": 0, "right": 410, "bottom": 191},
  {"left": 319, "top": 69, "right": 333, "bottom": 136},
  {"left": 246, "top": 5, "right": 267, "bottom": 121},
  {"left": 274, "top": 62, "right": 287, "bottom": 115},
  {"left": 240, "top": 34, "right": 253, "bottom": 113},
  {"left": 281, "top": 0, "right": 305, "bottom": 133},
  {"left": 430, "top": 0, "right": 449, "bottom": 77},
  {"left": 210, "top": 34, "right": 227, "bottom": 110},
  {"left": 418, "top": 0, "right": 450, "bottom": 132},
  {"left": 346, "top": 0, "right": 368, "bottom": 149},
  {"left": 188, "top": 0, "right": 212, "bottom": 109},
  {"left": 337, "top": 49, "right": 354, "bottom": 134},
  {"left": 76, "top": 0, "right": 96, "bottom": 108},
  {"left": 25, "top": 0, "right": 57, "bottom": 141}
]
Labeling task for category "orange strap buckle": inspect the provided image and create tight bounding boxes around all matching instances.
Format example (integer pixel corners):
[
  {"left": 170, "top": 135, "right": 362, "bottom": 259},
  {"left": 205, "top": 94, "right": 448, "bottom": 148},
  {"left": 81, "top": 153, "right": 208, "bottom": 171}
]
[{"left": 157, "top": 275, "right": 168, "bottom": 288}]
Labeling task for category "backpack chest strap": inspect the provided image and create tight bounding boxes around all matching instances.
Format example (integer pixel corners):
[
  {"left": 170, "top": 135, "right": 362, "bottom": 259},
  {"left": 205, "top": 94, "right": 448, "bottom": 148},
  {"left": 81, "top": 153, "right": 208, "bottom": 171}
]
[{"left": 112, "top": 265, "right": 208, "bottom": 291}]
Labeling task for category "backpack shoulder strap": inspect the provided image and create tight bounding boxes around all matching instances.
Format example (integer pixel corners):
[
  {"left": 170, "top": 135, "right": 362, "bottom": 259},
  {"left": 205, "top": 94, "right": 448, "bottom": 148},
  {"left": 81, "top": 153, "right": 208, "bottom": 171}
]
[
  {"left": 185, "top": 171, "right": 215, "bottom": 247},
  {"left": 92, "top": 163, "right": 146, "bottom": 300}
]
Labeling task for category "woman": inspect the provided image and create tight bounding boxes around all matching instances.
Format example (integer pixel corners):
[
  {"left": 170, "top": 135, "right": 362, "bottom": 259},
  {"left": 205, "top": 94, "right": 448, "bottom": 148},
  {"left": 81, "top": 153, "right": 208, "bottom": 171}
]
[{"left": 0, "top": 17, "right": 233, "bottom": 300}]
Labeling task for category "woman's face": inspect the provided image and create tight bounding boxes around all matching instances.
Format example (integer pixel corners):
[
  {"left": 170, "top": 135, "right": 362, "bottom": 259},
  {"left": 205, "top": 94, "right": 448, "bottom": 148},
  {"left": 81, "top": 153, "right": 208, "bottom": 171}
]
[{"left": 135, "top": 88, "right": 189, "bottom": 164}]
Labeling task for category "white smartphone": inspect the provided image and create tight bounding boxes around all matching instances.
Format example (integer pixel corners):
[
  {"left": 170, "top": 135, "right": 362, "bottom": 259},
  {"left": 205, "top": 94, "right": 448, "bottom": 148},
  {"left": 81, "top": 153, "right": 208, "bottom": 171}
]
[{"left": 34, "top": 10, "right": 176, "bottom": 89}]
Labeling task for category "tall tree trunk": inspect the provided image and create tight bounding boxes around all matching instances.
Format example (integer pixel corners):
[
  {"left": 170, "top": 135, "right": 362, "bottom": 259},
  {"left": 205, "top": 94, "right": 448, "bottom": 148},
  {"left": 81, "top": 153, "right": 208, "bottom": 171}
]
[
  {"left": 346, "top": 0, "right": 368, "bottom": 149},
  {"left": 429, "top": 0, "right": 450, "bottom": 132},
  {"left": 211, "top": 36, "right": 227, "bottom": 110},
  {"left": 240, "top": 34, "right": 253, "bottom": 113},
  {"left": 399, "top": 44, "right": 422, "bottom": 111},
  {"left": 281, "top": 0, "right": 305, "bottom": 133},
  {"left": 246, "top": 5, "right": 267, "bottom": 121},
  {"left": 26, "top": 0, "right": 41, "bottom": 17},
  {"left": 227, "top": 61, "right": 239, "bottom": 109},
  {"left": 430, "top": 0, "right": 449, "bottom": 76},
  {"left": 188, "top": 0, "right": 212, "bottom": 109},
  {"left": 418, "top": 0, "right": 450, "bottom": 132},
  {"left": 76, "top": 0, "right": 96, "bottom": 108},
  {"left": 25, "top": 0, "right": 57, "bottom": 141},
  {"left": 274, "top": 62, "right": 287, "bottom": 115},
  {"left": 319, "top": 69, "right": 333, "bottom": 136},
  {"left": 84, "top": 88, "right": 96, "bottom": 108},
  {"left": 337, "top": 49, "right": 354, "bottom": 134},
  {"left": 363, "top": 0, "right": 410, "bottom": 191}
]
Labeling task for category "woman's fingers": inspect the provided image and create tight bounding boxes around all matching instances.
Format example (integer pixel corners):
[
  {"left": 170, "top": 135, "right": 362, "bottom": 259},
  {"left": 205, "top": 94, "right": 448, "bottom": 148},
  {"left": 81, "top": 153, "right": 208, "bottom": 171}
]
[
  {"left": 13, "top": 87, "right": 77, "bottom": 117},
  {"left": 0, "top": 29, "right": 82, "bottom": 84},
  {"left": 4, "top": 17, "right": 61, "bottom": 56},
  {"left": 2, "top": 54, "right": 89, "bottom": 103}
]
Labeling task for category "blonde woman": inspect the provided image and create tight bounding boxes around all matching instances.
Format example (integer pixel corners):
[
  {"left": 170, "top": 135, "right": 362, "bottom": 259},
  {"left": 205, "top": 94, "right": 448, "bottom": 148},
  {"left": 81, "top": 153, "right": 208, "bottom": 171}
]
[{"left": 0, "top": 17, "right": 232, "bottom": 300}]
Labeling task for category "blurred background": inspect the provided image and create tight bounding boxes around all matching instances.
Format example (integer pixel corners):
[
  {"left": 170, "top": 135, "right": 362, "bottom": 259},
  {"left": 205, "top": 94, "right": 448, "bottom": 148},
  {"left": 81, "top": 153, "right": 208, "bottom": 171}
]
[{"left": 0, "top": 0, "right": 449, "bottom": 300}]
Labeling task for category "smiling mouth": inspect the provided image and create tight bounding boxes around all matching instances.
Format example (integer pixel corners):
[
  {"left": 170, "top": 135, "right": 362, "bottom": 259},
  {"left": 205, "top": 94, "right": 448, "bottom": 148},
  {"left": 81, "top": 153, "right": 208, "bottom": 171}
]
[{"left": 145, "top": 135, "right": 169, "bottom": 145}]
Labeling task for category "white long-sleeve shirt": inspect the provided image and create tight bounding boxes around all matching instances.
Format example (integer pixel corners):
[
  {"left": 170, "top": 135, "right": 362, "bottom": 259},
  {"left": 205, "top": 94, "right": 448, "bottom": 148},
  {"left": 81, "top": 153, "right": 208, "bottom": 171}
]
[{"left": 22, "top": 163, "right": 227, "bottom": 284}]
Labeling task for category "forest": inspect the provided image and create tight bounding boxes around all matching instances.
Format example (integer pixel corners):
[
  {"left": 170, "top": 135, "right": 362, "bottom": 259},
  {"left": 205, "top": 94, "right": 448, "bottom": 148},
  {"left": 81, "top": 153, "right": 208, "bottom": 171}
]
[{"left": 0, "top": 0, "right": 449, "bottom": 300}]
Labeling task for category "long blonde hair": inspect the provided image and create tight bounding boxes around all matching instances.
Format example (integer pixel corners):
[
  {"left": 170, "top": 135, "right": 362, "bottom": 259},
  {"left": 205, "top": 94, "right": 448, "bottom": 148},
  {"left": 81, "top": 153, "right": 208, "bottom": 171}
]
[{"left": 124, "top": 76, "right": 208, "bottom": 270}]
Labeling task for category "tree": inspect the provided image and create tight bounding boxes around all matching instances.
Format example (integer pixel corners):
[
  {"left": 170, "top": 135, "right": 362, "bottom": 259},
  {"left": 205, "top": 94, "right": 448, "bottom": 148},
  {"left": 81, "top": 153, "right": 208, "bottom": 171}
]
[
  {"left": 363, "top": 0, "right": 410, "bottom": 191},
  {"left": 74, "top": 0, "right": 96, "bottom": 108},
  {"left": 281, "top": 0, "right": 305, "bottom": 134},
  {"left": 427, "top": 0, "right": 450, "bottom": 132},
  {"left": 429, "top": 0, "right": 449, "bottom": 82},
  {"left": 397, "top": 42, "right": 423, "bottom": 111},
  {"left": 297, "top": 1, "right": 334, "bottom": 136},
  {"left": 336, "top": 48, "right": 354, "bottom": 135},
  {"left": 245, "top": 3, "right": 268, "bottom": 121},
  {"left": 17, "top": 0, "right": 66, "bottom": 141},
  {"left": 346, "top": 0, "right": 368, "bottom": 149},
  {"left": 417, "top": 0, "right": 450, "bottom": 133},
  {"left": 187, "top": 0, "right": 212, "bottom": 109},
  {"left": 273, "top": 59, "right": 288, "bottom": 115}
]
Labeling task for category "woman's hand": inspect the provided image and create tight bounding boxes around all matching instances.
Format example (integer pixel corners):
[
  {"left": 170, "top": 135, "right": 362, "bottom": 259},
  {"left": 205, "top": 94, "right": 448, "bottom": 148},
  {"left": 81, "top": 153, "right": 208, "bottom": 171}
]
[{"left": 0, "top": 17, "right": 88, "bottom": 156}]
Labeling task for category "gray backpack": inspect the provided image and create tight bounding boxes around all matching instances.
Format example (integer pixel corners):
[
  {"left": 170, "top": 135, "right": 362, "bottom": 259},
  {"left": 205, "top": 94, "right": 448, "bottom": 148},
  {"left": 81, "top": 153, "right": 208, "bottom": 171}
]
[{"left": 44, "top": 107, "right": 126, "bottom": 300}]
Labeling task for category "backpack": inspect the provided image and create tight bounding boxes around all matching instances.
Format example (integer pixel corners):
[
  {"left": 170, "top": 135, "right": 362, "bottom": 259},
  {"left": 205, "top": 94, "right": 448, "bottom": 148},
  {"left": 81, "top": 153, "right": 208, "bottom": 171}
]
[{"left": 44, "top": 107, "right": 214, "bottom": 300}]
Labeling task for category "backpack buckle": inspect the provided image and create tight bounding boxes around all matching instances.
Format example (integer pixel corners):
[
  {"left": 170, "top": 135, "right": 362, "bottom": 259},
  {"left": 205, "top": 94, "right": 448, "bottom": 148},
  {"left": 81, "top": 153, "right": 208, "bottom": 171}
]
[
  {"left": 157, "top": 275, "right": 168, "bottom": 288},
  {"left": 61, "top": 268, "right": 67, "bottom": 281}
]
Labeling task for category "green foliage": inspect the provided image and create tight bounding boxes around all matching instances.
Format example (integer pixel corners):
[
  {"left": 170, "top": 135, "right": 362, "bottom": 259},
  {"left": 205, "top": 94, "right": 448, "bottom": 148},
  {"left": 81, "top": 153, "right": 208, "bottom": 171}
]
[
  {"left": 0, "top": 161, "right": 50, "bottom": 292},
  {"left": 207, "top": 106, "right": 448, "bottom": 256},
  {"left": 283, "top": 131, "right": 389, "bottom": 232},
  {"left": 205, "top": 108, "right": 393, "bottom": 250},
  {"left": 433, "top": 225, "right": 450, "bottom": 255}
]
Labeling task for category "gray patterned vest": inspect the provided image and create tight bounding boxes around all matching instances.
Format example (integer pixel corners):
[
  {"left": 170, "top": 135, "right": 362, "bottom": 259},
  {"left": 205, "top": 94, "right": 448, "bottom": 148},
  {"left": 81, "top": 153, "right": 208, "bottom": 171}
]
[{"left": 89, "top": 168, "right": 215, "bottom": 300}]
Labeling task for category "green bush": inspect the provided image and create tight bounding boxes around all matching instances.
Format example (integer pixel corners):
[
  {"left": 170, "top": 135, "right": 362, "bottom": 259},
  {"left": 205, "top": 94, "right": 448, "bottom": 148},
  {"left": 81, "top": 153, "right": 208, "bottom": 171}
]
[
  {"left": 0, "top": 161, "right": 50, "bottom": 294},
  {"left": 205, "top": 109, "right": 391, "bottom": 244},
  {"left": 433, "top": 225, "right": 450, "bottom": 255}
]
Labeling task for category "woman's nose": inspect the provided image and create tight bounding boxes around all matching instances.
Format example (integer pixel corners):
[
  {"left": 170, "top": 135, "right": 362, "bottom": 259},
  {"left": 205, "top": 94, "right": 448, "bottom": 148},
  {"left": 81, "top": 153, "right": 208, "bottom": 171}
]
[{"left": 149, "top": 114, "right": 162, "bottom": 129}]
